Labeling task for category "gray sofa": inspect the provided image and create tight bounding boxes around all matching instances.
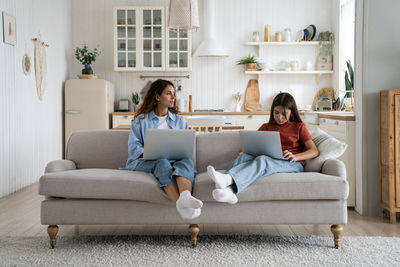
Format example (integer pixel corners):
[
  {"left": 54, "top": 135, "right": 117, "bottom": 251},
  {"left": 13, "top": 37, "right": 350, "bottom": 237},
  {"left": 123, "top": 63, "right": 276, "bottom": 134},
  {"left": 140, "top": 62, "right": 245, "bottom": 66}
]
[{"left": 39, "top": 130, "right": 348, "bottom": 249}]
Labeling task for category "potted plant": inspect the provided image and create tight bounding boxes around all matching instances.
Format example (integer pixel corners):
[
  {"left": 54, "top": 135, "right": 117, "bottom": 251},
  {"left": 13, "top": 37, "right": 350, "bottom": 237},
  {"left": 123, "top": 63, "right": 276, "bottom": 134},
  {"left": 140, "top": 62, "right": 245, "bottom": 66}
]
[
  {"left": 237, "top": 54, "right": 259, "bottom": 71},
  {"left": 131, "top": 92, "right": 140, "bottom": 112},
  {"left": 75, "top": 44, "right": 102, "bottom": 76},
  {"left": 344, "top": 60, "right": 354, "bottom": 110}
]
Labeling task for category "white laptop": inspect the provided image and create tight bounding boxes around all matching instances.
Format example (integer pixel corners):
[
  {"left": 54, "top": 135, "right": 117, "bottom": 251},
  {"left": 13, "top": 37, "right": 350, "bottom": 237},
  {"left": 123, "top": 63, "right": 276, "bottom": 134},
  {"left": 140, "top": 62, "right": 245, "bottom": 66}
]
[
  {"left": 239, "top": 130, "right": 285, "bottom": 159},
  {"left": 143, "top": 129, "right": 197, "bottom": 161}
]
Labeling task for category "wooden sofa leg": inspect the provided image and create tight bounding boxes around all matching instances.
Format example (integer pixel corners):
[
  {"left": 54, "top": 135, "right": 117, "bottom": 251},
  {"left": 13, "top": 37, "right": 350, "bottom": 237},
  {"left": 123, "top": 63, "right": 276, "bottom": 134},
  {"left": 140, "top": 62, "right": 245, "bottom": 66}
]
[
  {"left": 188, "top": 224, "right": 200, "bottom": 248},
  {"left": 47, "top": 225, "right": 59, "bottom": 249},
  {"left": 382, "top": 209, "right": 387, "bottom": 219},
  {"left": 389, "top": 212, "right": 397, "bottom": 224},
  {"left": 330, "top": 224, "right": 343, "bottom": 249}
]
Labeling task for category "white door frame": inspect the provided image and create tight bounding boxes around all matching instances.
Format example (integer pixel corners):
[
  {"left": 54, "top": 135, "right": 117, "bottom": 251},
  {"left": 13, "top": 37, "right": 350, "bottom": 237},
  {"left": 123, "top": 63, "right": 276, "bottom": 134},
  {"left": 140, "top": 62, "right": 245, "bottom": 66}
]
[{"left": 354, "top": 0, "right": 366, "bottom": 214}]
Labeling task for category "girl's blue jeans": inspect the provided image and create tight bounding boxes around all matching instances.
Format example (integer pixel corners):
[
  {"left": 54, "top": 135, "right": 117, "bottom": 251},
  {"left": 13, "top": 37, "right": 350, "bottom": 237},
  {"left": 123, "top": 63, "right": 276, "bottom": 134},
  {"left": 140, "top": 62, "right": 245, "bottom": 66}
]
[
  {"left": 134, "top": 158, "right": 196, "bottom": 187},
  {"left": 226, "top": 153, "right": 304, "bottom": 193}
]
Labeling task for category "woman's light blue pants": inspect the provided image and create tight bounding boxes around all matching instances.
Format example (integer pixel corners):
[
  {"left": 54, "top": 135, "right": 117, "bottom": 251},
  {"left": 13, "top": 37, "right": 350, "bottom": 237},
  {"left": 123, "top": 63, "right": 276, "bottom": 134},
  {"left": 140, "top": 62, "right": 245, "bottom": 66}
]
[
  {"left": 226, "top": 153, "right": 304, "bottom": 193},
  {"left": 134, "top": 158, "right": 196, "bottom": 187}
]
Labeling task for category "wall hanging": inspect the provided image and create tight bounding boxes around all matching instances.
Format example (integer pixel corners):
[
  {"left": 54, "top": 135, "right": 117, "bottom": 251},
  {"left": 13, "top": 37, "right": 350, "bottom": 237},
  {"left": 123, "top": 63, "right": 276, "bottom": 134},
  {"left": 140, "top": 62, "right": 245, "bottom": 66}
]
[
  {"left": 32, "top": 36, "right": 48, "bottom": 101},
  {"left": 22, "top": 53, "right": 31, "bottom": 75},
  {"left": 2, "top": 12, "right": 16, "bottom": 45}
]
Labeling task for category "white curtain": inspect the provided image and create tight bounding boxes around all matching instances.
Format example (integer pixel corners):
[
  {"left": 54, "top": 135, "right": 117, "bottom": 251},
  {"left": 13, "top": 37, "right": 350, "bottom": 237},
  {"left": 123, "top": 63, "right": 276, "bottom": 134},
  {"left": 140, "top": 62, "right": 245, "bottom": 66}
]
[{"left": 339, "top": 0, "right": 355, "bottom": 93}]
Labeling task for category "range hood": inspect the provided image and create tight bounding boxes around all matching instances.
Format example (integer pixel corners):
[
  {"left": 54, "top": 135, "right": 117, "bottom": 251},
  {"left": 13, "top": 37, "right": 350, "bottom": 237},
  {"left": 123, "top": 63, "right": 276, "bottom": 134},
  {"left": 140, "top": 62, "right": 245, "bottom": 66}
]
[{"left": 194, "top": 0, "right": 228, "bottom": 57}]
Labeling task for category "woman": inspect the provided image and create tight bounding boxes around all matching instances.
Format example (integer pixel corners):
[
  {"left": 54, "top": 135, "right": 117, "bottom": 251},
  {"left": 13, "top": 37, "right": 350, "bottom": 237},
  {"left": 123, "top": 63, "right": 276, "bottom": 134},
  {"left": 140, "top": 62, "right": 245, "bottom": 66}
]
[
  {"left": 207, "top": 92, "right": 319, "bottom": 204},
  {"left": 123, "top": 79, "right": 202, "bottom": 220}
]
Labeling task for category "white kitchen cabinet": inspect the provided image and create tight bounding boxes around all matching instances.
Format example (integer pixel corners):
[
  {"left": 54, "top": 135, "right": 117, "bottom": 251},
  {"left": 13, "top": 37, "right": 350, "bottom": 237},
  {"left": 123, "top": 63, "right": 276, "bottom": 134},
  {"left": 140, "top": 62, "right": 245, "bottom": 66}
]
[
  {"left": 114, "top": 7, "right": 140, "bottom": 70},
  {"left": 319, "top": 118, "right": 355, "bottom": 207},
  {"left": 231, "top": 115, "right": 269, "bottom": 130},
  {"left": 114, "top": 6, "right": 191, "bottom": 71},
  {"left": 113, "top": 114, "right": 134, "bottom": 128},
  {"left": 166, "top": 29, "right": 191, "bottom": 71},
  {"left": 304, "top": 123, "right": 319, "bottom": 133}
]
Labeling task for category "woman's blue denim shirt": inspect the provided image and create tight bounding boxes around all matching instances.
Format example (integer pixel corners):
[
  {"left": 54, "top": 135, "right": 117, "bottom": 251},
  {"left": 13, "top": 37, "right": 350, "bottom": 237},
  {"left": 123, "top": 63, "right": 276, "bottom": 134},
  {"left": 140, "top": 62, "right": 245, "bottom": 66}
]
[{"left": 122, "top": 110, "right": 188, "bottom": 170}]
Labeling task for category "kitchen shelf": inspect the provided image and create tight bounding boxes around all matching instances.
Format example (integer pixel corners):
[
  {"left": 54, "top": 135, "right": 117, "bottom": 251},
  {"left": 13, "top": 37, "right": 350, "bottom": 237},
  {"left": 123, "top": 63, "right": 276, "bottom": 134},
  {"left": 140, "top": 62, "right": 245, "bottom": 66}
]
[
  {"left": 245, "top": 70, "right": 334, "bottom": 75},
  {"left": 244, "top": 41, "right": 329, "bottom": 46}
]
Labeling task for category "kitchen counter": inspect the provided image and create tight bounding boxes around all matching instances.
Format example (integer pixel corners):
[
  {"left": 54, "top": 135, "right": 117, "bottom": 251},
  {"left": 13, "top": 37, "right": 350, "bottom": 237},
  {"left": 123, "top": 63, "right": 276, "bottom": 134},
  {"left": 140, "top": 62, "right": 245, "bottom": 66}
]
[
  {"left": 112, "top": 111, "right": 355, "bottom": 120},
  {"left": 303, "top": 111, "right": 355, "bottom": 121},
  {"left": 112, "top": 111, "right": 271, "bottom": 116},
  {"left": 180, "top": 111, "right": 270, "bottom": 115}
]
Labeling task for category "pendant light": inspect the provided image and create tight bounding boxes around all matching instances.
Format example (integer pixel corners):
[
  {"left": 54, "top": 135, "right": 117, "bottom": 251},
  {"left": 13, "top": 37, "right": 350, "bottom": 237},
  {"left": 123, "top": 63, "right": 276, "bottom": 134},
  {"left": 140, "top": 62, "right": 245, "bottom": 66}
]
[{"left": 168, "top": 0, "right": 200, "bottom": 32}]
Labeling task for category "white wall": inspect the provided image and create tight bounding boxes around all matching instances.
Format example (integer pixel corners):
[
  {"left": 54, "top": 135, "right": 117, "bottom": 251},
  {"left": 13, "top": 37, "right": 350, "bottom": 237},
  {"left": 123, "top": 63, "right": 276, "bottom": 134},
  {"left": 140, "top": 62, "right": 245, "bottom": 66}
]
[
  {"left": 361, "top": 0, "right": 400, "bottom": 216},
  {"left": 72, "top": 0, "right": 334, "bottom": 111},
  {"left": 0, "top": 0, "right": 72, "bottom": 197}
]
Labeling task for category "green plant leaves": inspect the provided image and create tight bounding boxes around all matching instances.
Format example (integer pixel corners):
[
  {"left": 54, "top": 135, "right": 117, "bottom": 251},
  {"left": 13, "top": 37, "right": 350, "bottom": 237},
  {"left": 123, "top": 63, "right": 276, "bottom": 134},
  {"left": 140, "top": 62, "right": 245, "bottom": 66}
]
[
  {"left": 131, "top": 92, "right": 140, "bottom": 105},
  {"left": 345, "top": 60, "right": 354, "bottom": 97},
  {"left": 75, "top": 44, "right": 103, "bottom": 65},
  {"left": 237, "top": 54, "right": 258, "bottom": 65}
]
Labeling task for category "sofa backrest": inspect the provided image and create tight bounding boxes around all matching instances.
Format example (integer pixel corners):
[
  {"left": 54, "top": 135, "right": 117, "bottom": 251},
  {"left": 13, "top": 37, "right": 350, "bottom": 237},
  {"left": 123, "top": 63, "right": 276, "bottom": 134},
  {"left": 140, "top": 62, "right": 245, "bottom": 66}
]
[
  {"left": 67, "top": 130, "right": 129, "bottom": 169},
  {"left": 196, "top": 131, "right": 241, "bottom": 173},
  {"left": 66, "top": 130, "right": 241, "bottom": 172}
]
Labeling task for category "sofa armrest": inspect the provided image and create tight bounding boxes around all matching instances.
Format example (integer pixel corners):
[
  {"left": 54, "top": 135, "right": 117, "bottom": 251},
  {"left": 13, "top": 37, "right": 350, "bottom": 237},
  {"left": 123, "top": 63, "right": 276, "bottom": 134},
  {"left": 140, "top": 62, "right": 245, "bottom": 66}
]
[
  {"left": 321, "top": 159, "right": 346, "bottom": 178},
  {"left": 45, "top": 160, "right": 76, "bottom": 173}
]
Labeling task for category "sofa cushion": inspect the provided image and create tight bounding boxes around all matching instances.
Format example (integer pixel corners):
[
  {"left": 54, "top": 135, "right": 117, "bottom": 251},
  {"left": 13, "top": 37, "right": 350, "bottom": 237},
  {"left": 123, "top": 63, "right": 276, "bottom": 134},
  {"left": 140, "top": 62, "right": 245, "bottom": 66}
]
[
  {"left": 305, "top": 128, "right": 348, "bottom": 172},
  {"left": 196, "top": 131, "right": 241, "bottom": 173},
  {"left": 192, "top": 171, "right": 349, "bottom": 202},
  {"left": 67, "top": 130, "right": 129, "bottom": 169},
  {"left": 39, "top": 169, "right": 172, "bottom": 205}
]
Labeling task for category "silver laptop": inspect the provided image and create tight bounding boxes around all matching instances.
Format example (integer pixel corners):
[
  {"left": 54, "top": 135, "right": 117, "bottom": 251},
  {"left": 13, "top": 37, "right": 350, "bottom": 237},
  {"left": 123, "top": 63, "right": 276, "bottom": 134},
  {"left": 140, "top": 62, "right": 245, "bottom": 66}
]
[
  {"left": 239, "top": 130, "right": 285, "bottom": 159},
  {"left": 143, "top": 129, "right": 196, "bottom": 160}
]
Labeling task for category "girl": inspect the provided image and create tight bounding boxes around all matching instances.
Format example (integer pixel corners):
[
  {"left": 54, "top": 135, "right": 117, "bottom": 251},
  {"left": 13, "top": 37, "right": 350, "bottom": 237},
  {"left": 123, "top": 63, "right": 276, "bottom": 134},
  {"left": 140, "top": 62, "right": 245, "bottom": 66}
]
[
  {"left": 123, "top": 79, "right": 203, "bottom": 219},
  {"left": 207, "top": 92, "right": 319, "bottom": 204}
]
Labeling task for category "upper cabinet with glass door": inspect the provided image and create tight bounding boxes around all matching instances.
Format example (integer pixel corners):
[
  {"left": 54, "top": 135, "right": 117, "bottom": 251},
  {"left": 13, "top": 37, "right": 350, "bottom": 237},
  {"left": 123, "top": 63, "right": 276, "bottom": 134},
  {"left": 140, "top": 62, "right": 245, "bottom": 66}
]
[
  {"left": 114, "top": 6, "right": 192, "bottom": 71},
  {"left": 114, "top": 7, "right": 138, "bottom": 70},
  {"left": 166, "top": 29, "right": 191, "bottom": 71},
  {"left": 142, "top": 7, "right": 164, "bottom": 71}
]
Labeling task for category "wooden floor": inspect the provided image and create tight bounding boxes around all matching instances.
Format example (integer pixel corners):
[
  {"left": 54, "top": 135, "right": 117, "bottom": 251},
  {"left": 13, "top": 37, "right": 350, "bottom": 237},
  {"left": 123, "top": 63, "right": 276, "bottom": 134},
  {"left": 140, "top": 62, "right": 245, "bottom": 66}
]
[{"left": 1, "top": 182, "right": 399, "bottom": 238}]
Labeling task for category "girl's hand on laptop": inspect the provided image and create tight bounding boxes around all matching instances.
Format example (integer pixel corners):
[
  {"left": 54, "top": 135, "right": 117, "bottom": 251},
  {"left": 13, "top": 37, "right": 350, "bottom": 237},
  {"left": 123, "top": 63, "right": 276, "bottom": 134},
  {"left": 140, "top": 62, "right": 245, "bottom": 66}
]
[{"left": 283, "top": 150, "right": 298, "bottom": 162}]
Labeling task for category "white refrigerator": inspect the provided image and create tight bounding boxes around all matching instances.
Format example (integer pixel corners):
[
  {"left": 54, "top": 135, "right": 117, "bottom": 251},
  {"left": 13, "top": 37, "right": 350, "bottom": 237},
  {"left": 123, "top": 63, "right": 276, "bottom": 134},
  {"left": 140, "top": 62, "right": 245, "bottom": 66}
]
[{"left": 64, "top": 79, "right": 115, "bottom": 147}]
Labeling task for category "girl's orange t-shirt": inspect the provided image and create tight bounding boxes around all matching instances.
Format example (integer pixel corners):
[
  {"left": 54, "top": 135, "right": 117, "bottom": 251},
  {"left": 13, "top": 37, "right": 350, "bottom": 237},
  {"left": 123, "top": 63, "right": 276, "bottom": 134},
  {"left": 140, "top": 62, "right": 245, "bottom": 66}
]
[{"left": 257, "top": 121, "right": 313, "bottom": 166}]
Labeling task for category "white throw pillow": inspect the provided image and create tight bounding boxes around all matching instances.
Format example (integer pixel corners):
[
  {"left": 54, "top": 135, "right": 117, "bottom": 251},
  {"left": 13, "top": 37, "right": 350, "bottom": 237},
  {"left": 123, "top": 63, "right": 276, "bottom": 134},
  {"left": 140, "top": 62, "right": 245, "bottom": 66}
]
[{"left": 304, "top": 127, "right": 348, "bottom": 172}]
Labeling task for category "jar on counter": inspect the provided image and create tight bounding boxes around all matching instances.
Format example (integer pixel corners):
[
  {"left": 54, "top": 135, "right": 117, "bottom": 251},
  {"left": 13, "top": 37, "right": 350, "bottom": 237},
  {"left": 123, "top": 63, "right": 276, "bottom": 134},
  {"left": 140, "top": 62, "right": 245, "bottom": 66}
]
[
  {"left": 275, "top": 32, "right": 282, "bottom": 42},
  {"left": 252, "top": 31, "right": 260, "bottom": 42},
  {"left": 264, "top": 25, "right": 271, "bottom": 42},
  {"left": 283, "top": 28, "right": 291, "bottom": 42}
]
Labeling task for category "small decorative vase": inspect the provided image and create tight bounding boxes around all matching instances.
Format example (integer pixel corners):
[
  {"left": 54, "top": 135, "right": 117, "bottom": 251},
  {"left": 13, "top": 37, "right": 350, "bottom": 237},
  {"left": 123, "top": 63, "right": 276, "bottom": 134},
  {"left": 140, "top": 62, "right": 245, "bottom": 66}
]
[
  {"left": 235, "top": 101, "right": 241, "bottom": 112},
  {"left": 82, "top": 64, "right": 93, "bottom": 75}
]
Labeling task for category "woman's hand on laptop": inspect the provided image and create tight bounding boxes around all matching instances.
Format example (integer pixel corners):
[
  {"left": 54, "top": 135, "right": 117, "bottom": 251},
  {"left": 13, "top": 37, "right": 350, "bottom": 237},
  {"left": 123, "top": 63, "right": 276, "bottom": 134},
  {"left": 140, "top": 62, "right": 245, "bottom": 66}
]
[{"left": 283, "top": 150, "right": 298, "bottom": 162}]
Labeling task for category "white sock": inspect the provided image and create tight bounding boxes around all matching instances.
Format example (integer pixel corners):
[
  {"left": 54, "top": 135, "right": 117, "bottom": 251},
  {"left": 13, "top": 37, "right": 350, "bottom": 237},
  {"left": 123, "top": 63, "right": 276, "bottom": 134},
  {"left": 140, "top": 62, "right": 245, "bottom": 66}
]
[
  {"left": 207, "top": 166, "right": 233, "bottom": 189},
  {"left": 176, "top": 190, "right": 203, "bottom": 209},
  {"left": 212, "top": 187, "right": 238, "bottom": 204},
  {"left": 176, "top": 206, "right": 201, "bottom": 220}
]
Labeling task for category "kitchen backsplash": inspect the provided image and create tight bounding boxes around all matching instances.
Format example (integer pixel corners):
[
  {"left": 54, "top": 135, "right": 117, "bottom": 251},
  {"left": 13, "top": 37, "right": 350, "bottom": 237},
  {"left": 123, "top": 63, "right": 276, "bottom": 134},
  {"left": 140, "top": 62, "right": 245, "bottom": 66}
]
[{"left": 71, "top": 0, "right": 335, "bottom": 111}]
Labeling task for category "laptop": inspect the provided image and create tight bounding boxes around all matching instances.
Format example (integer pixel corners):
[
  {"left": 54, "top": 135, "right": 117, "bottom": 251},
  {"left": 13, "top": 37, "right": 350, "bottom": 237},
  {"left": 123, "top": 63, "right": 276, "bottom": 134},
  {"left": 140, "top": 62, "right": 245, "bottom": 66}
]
[
  {"left": 239, "top": 130, "right": 285, "bottom": 159},
  {"left": 142, "top": 129, "right": 197, "bottom": 161}
]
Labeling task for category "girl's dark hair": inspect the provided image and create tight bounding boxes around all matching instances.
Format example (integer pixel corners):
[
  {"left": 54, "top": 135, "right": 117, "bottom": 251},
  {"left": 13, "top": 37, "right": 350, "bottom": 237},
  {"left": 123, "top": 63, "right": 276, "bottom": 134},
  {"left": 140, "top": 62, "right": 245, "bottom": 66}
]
[
  {"left": 134, "top": 79, "right": 179, "bottom": 120},
  {"left": 268, "top": 92, "right": 303, "bottom": 124}
]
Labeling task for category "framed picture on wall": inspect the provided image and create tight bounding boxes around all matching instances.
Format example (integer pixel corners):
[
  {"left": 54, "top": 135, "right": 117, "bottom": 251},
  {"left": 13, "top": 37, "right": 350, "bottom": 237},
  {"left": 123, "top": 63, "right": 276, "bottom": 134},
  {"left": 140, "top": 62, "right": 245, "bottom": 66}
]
[{"left": 2, "top": 12, "right": 16, "bottom": 45}]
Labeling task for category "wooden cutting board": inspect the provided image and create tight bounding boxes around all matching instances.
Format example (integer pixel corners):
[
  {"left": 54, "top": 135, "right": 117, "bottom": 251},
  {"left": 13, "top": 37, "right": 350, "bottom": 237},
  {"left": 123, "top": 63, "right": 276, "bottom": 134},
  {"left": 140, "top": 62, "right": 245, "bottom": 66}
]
[{"left": 244, "top": 79, "right": 262, "bottom": 111}]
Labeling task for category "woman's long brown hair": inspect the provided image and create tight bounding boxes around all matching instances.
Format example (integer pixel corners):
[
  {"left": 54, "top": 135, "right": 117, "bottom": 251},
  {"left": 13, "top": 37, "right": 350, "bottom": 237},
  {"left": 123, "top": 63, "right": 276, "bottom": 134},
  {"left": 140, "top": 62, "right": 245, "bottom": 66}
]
[
  {"left": 134, "top": 79, "right": 179, "bottom": 120},
  {"left": 268, "top": 92, "right": 303, "bottom": 124}
]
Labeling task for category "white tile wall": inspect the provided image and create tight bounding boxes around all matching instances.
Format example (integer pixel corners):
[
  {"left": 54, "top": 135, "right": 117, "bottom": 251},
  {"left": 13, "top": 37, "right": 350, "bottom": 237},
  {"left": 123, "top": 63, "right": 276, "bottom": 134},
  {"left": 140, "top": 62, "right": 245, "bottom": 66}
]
[
  {"left": 0, "top": 0, "right": 72, "bottom": 197},
  {"left": 71, "top": 0, "right": 335, "bottom": 112}
]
